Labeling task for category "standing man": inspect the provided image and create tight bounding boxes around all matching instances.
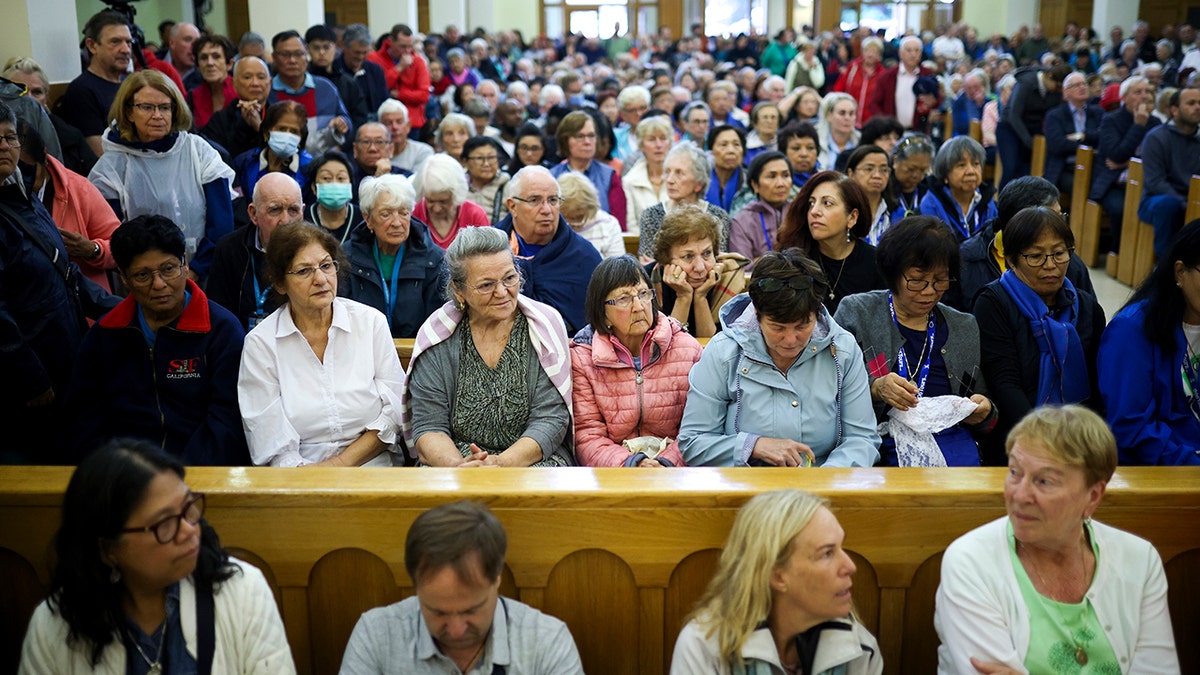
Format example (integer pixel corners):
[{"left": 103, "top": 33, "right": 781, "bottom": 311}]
[
  {"left": 57, "top": 11, "right": 134, "bottom": 157},
  {"left": 1089, "top": 75, "right": 1159, "bottom": 255},
  {"left": 869, "top": 36, "right": 938, "bottom": 130},
  {"left": 1138, "top": 87, "right": 1200, "bottom": 257},
  {"left": 268, "top": 30, "right": 352, "bottom": 156},
  {"left": 305, "top": 24, "right": 369, "bottom": 130},
  {"left": 367, "top": 24, "right": 431, "bottom": 138},
  {"left": 337, "top": 25, "right": 389, "bottom": 115},
  {"left": 996, "top": 63, "right": 1070, "bottom": 188},
  {"left": 166, "top": 22, "right": 201, "bottom": 90},
  {"left": 1041, "top": 72, "right": 1102, "bottom": 194}
]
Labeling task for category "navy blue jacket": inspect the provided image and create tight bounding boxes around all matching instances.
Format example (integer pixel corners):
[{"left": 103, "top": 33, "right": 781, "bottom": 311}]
[
  {"left": 493, "top": 214, "right": 602, "bottom": 335},
  {"left": 953, "top": 220, "right": 1095, "bottom": 313},
  {"left": 66, "top": 281, "right": 249, "bottom": 465},
  {"left": 1141, "top": 121, "right": 1200, "bottom": 203},
  {"left": 334, "top": 54, "right": 389, "bottom": 115},
  {"left": 1041, "top": 101, "right": 1102, "bottom": 187},
  {"left": 1088, "top": 106, "right": 1161, "bottom": 200},
  {"left": 343, "top": 217, "right": 446, "bottom": 338},
  {"left": 918, "top": 183, "right": 998, "bottom": 242}
]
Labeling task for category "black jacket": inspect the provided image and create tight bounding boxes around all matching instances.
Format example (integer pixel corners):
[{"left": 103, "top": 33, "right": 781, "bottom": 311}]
[
  {"left": 1088, "top": 106, "right": 1161, "bottom": 200},
  {"left": 953, "top": 220, "right": 1095, "bottom": 312},
  {"left": 206, "top": 225, "right": 281, "bottom": 331},
  {"left": 342, "top": 218, "right": 446, "bottom": 338}
]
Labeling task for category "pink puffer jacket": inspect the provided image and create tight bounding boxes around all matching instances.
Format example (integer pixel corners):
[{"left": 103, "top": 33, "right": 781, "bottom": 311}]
[{"left": 570, "top": 314, "right": 703, "bottom": 467}]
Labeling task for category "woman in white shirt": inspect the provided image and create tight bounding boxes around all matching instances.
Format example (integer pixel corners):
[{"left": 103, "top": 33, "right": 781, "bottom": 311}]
[{"left": 238, "top": 221, "right": 404, "bottom": 467}]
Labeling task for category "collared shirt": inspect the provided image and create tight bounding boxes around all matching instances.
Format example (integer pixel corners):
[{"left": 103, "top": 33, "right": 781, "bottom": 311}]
[
  {"left": 895, "top": 65, "right": 920, "bottom": 128},
  {"left": 1069, "top": 102, "right": 1086, "bottom": 135},
  {"left": 272, "top": 72, "right": 316, "bottom": 95}
]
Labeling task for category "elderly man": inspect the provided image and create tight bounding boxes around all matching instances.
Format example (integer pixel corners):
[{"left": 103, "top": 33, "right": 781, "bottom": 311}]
[
  {"left": 367, "top": 24, "right": 431, "bottom": 137},
  {"left": 1089, "top": 76, "right": 1160, "bottom": 254},
  {"left": 1042, "top": 72, "right": 1102, "bottom": 194},
  {"left": 493, "top": 166, "right": 600, "bottom": 334},
  {"left": 612, "top": 85, "right": 650, "bottom": 160},
  {"left": 868, "top": 35, "right": 939, "bottom": 129},
  {"left": 200, "top": 56, "right": 272, "bottom": 159},
  {"left": 337, "top": 24, "right": 389, "bottom": 114},
  {"left": 66, "top": 214, "right": 247, "bottom": 464},
  {"left": 951, "top": 69, "right": 993, "bottom": 138},
  {"left": 705, "top": 81, "right": 747, "bottom": 129},
  {"left": 353, "top": 122, "right": 410, "bottom": 189},
  {"left": 166, "top": 22, "right": 201, "bottom": 89},
  {"left": 206, "top": 173, "right": 304, "bottom": 331},
  {"left": 341, "top": 502, "right": 583, "bottom": 675},
  {"left": 379, "top": 100, "right": 434, "bottom": 174},
  {"left": 1139, "top": 87, "right": 1200, "bottom": 257},
  {"left": 267, "top": 30, "right": 351, "bottom": 156}
]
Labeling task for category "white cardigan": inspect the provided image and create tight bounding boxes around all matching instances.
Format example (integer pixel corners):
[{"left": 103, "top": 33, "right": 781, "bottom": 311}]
[
  {"left": 934, "top": 517, "right": 1179, "bottom": 674},
  {"left": 20, "top": 559, "right": 296, "bottom": 675}
]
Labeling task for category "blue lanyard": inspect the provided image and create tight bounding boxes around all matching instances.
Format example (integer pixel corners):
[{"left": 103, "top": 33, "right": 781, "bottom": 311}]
[
  {"left": 757, "top": 211, "right": 773, "bottom": 251},
  {"left": 249, "top": 255, "right": 270, "bottom": 316},
  {"left": 375, "top": 242, "right": 403, "bottom": 329},
  {"left": 946, "top": 189, "right": 981, "bottom": 240},
  {"left": 888, "top": 291, "right": 936, "bottom": 396}
]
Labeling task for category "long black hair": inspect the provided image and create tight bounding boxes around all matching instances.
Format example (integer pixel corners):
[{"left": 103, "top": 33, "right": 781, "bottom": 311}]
[
  {"left": 1125, "top": 218, "right": 1200, "bottom": 352},
  {"left": 48, "top": 439, "right": 236, "bottom": 666}
]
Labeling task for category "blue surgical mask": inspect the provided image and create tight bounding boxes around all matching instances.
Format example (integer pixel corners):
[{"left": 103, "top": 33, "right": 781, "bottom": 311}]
[
  {"left": 316, "top": 182, "right": 353, "bottom": 209},
  {"left": 267, "top": 131, "right": 301, "bottom": 159},
  {"left": 568, "top": 94, "right": 586, "bottom": 107}
]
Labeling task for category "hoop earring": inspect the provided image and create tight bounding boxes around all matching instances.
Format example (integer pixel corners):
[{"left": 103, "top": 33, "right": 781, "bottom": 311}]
[{"left": 109, "top": 566, "right": 121, "bottom": 584}]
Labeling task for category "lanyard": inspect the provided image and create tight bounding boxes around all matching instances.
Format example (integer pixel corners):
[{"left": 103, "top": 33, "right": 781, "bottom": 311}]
[
  {"left": 249, "top": 255, "right": 270, "bottom": 316},
  {"left": 899, "top": 190, "right": 919, "bottom": 216},
  {"left": 1183, "top": 343, "right": 1200, "bottom": 423},
  {"left": 947, "top": 192, "right": 981, "bottom": 240},
  {"left": 888, "top": 291, "right": 936, "bottom": 396},
  {"left": 757, "top": 211, "right": 773, "bottom": 251},
  {"left": 375, "top": 242, "right": 403, "bottom": 329}
]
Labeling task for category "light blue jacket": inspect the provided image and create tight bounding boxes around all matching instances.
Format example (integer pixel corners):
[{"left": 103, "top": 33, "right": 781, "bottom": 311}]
[{"left": 679, "top": 294, "right": 881, "bottom": 467}]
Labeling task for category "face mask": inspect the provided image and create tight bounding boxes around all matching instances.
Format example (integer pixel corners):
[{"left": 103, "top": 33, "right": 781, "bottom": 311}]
[
  {"left": 316, "top": 182, "right": 353, "bottom": 209},
  {"left": 568, "top": 94, "right": 586, "bottom": 107},
  {"left": 267, "top": 131, "right": 301, "bottom": 158}
]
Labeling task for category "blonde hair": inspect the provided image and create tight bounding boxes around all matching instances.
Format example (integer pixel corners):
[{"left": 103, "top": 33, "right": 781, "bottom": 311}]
[
  {"left": 687, "top": 490, "right": 829, "bottom": 665},
  {"left": 556, "top": 171, "right": 599, "bottom": 222},
  {"left": 1006, "top": 405, "right": 1117, "bottom": 487},
  {"left": 109, "top": 70, "right": 192, "bottom": 141}
]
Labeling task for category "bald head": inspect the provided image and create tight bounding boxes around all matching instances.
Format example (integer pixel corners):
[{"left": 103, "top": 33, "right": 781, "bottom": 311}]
[
  {"left": 249, "top": 173, "right": 304, "bottom": 244},
  {"left": 233, "top": 56, "right": 270, "bottom": 103}
]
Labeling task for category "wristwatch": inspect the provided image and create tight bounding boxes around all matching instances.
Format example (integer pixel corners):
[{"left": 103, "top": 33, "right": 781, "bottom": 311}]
[{"left": 90, "top": 241, "right": 101, "bottom": 259}]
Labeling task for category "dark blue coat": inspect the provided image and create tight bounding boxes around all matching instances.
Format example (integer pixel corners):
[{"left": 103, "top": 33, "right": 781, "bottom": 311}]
[
  {"left": 1088, "top": 106, "right": 1161, "bottom": 200},
  {"left": 343, "top": 217, "right": 446, "bottom": 338},
  {"left": 493, "top": 214, "right": 601, "bottom": 335},
  {"left": 1041, "top": 101, "right": 1102, "bottom": 186}
]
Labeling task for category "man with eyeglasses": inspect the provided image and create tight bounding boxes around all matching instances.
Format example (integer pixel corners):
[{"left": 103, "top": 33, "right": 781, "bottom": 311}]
[
  {"left": 493, "top": 166, "right": 600, "bottom": 333},
  {"left": 65, "top": 214, "right": 248, "bottom": 465},
  {"left": 207, "top": 173, "right": 304, "bottom": 331},
  {"left": 352, "top": 122, "right": 410, "bottom": 192},
  {"left": 267, "top": 30, "right": 352, "bottom": 157},
  {"left": 1041, "top": 72, "right": 1102, "bottom": 195}
]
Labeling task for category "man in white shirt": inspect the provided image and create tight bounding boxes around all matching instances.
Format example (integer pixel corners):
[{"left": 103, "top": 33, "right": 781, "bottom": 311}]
[{"left": 340, "top": 502, "right": 585, "bottom": 675}]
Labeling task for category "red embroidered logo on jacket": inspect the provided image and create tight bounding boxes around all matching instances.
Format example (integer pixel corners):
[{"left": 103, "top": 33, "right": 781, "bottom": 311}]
[{"left": 166, "top": 357, "right": 202, "bottom": 379}]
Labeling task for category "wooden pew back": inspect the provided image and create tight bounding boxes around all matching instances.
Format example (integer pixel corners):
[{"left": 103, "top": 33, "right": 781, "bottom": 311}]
[
  {"left": 1070, "top": 146, "right": 1101, "bottom": 266},
  {"left": 1030, "top": 134, "right": 1047, "bottom": 178},
  {"left": 2, "top": 467, "right": 1198, "bottom": 675},
  {"left": 1187, "top": 175, "right": 1200, "bottom": 225}
]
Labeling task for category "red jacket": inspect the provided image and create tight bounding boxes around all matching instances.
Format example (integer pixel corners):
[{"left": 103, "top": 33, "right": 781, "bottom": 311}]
[
  {"left": 832, "top": 57, "right": 883, "bottom": 127},
  {"left": 867, "top": 64, "right": 939, "bottom": 125},
  {"left": 366, "top": 38, "right": 431, "bottom": 129},
  {"left": 569, "top": 314, "right": 702, "bottom": 467}
]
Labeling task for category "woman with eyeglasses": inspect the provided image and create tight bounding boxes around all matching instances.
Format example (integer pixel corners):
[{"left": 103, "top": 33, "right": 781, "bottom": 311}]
[
  {"left": 570, "top": 256, "right": 703, "bottom": 467},
  {"left": 844, "top": 145, "right": 898, "bottom": 246},
  {"left": 238, "top": 221, "right": 404, "bottom": 467},
  {"left": 889, "top": 135, "right": 935, "bottom": 221},
  {"left": 679, "top": 248, "right": 880, "bottom": 468},
  {"left": 402, "top": 227, "right": 575, "bottom": 467},
  {"left": 505, "top": 123, "right": 550, "bottom": 176},
  {"left": 834, "top": 217, "right": 998, "bottom": 467},
  {"left": 20, "top": 439, "right": 295, "bottom": 673},
  {"left": 550, "top": 110, "right": 627, "bottom": 230},
  {"left": 232, "top": 100, "right": 312, "bottom": 198},
  {"left": 343, "top": 175, "right": 445, "bottom": 338},
  {"left": 412, "top": 153, "right": 491, "bottom": 249},
  {"left": 462, "top": 136, "right": 511, "bottom": 224},
  {"left": 973, "top": 207, "right": 1105, "bottom": 440}
]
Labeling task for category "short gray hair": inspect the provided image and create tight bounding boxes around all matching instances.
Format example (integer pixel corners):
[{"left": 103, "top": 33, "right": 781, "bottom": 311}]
[
  {"left": 617, "top": 85, "right": 651, "bottom": 109},
  {"left": 238, "top": 31, "right": 265, "bottom": 50},
  {"left": 820, "top": 92, "right": 856, "bottom": 121},
  {"left": 413, "top": 153, "right": 468, "bottom": 204},
  {"left": 932, "top": 136, "right": 986, "bottom": 182},
  {"left": 342, "top": 24, "right": 372, "bottom": 48},
  {"left": 505, "top": 81, "right": 529, "bottom": 99},
  {"left": 665, "top": 141, "right": 711, "bottom": 194},
  {"left": 635, "top": 115, "right": 673, "bottom": 144},
  {"left": 377, "top": 98, "right": 407, "bottom": 122},
  {"left": 443, "top": 226, "right": 515, "bottom": 301},
  {"left": 1119, "top": 75, "right": 1148, "bottom": 98},
  {"left": 356, "top": 121, "right": 391, "bottom": 143},
  {"left": 508, "top": 165, "right": 560, "bottom": 200},
  {"left": 435, "top": 113, "right": 477, "bottom": 147},
  {"left": 360, "top": 174, "right": 416, "bottom": 216}
]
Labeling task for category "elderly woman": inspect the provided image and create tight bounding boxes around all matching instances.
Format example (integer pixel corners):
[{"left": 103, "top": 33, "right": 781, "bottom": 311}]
[
  {"left": 558, "top": 171, "right": 623, "bottom": 259},
  {"left": 238, "top": 222, "right": 404, "bottom": 467},
  {"left": 671, "top": 490, "right": 882, "bottom": 674},
  {"left": 845, "top": 144, "right": 896, "bottom": 245},
  {"left": 412, "top": 153, "right": 490, "bottom": 249},
  {"left": 835, "top": 217, "right": 998, "bottom": 467},
  {"left": 570, "top": 256, "right": 703, "bottom": 467},
  {"left": 815, "top": 92, "right": 861, "bottom": 172},
  {"left": 622, "top": 115, "right": 674, "bottom": 233},
  {"left": 778, "top": 121, "right": 820, "bottom": 189},
  {"left": 1098, "top": 219, "right": 1200, "bottom": 465},
  {"left": 19, "top": 440, "right": 295, "bottom": 672},
  {"left": 462, "top": 135, "right": 510, "bottom": 223},
  {"left": 744, "top": 102, "right": 782, "bottom": 165},
  {"left": 233, "top": 100, "right": 312, "bottom": 197},
  {"left": 434, "top": 112, "right": 475, "bottom": 165},
  {"left": 402, "top": 227, "right": 575, "bottom": 467},
  {"left": 506, "top": 122, "right": 550, "bottom": 175},
  {"left": 679, "top": 248, "right": 880, "bottom": 467},
  {"left": 637, "top": 142, "right": 732, "bottom": 258},
  {"left": 889, "top": 134, "right": 935, "bottom": 220},
  {"left": 920, "top": 136, "right": 998, "bottom": 242},
  {"left": 303, "top": 150, "right": 358, "bottom": 244},
  {"left": 935, "top": 405, "right": 1179, "bottom": 672},
  {"left": 88, "top": 70, "right": 234, "bottom": 279},
  {"left": 185, "top": 34, "right": 236, "bottom": 129},
  {"left": 707, "top": 125, "right": 746, "bottom": 216},
  {"left": 776, "top": 170, "right": 886, "bottom": 314},
  {"left": 973, "top": 207, "right": 1105, "bottom": 438},
  {"left": 729, "top": 150, "right": 794, "bottom": 263},
  {"left": 550, "top": 110, "right": 627, "bottom": 230},
  {"left": 344, "top": 175, "right": 445, "bottom": 338}
]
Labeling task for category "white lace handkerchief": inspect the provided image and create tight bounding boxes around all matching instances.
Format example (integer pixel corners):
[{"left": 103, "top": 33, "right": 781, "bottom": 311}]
[{"left": 887, "top": 396, "right": 980, "bottom": 467}]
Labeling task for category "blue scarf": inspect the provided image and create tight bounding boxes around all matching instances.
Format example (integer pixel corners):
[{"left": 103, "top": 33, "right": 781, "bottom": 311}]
[
  {"left": 706, "top": 166, "right": 740, "bottom": 212},
  {"left": 999, "top": 270, "right": 1089, "bottom": 405}
]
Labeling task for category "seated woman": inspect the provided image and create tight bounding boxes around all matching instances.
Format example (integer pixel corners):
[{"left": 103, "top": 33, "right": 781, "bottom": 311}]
[
  {"left": 434, "top": 113, "right": 475, "bottom": 166},
  {"left": 777, "top": 170, "right": 886, "bottom": 314},
  {"left": 834, "top": 217, "right": 998, "bottom": 467},
  {"left": 403, "top": 226, "right": 575, "bottom": 467},
  {"left": 238, "top": 221, "right": 404, "bottom": 467},
  {"left": 558, "top": 171, "right": 624, "bottom": 259},
  {"left": 462, "top": 136, "right": 510, "bottom": 224},
  {"left": 233, "top": 100, "right": 312, "bottom": 198},
  {"left": 845, "top": 144, "right": 898, "bottom": 245},
  {"left": 622, "top": 115, "right": 673, "bottom": 233},
  {"left": 814, "top": 92, "right": 861, "bottom": 172},
  {"left": 743, "top": 101, "right": 781, "bottom": 165},
  {"left": 303, "top": 150, "right": 359, "bottom": 245},
  {"left": 973, "top": 207, "right": 1105, "bottom": 438},
  {"left": 707, "top": 125, "right": 746, "bottom": 215},
  {"left": 679, "top": 248, "right": 880, "bottom": 468},
  {"left": 918, "top": 136, "right": 997, "bottom": 242},
  {"left": 728, "top": 150, "right": 794, "bottom": 264},
  {"left": 344, "top": 175, "right": 445, "bottom": 338},
  {"left": 834, "top": 115, "right": 903, "bottom": 172},
  {"left": 935, "top": 405, "right": 1179, "bottom": 672},
  {"left": 505, "top": 122, "right": 550, "bottom": 176},
  {"left": 20, "top": 439, "right": 294, "bottom": 672},
  {"left": 550, "top": 110, "right": 626, "bottom": 230},
  {"left": 637, "top": 142, "right": 732, "bottom": 259},
  {"left": 889, "top": 134, "right": 935, "bottom": 221},
  {"left": 777, "top": 121, "right": 820, "bottom": 189},
  {"left": 570, "top": 256, "right": 703, "bottom": 468},
  {"left": 671, "top": 489, "right": 882, "bottom": 674},
  {"left": 412, "top": 153, "right": 490, "bottom": 249},
  {"left": 1098, "top": 218, "right": 1200, "bottom": 465}
]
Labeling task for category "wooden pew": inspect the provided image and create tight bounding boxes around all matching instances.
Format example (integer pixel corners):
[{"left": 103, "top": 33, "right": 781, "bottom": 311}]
[
  {"left": 1030, "top": 134, "right": 1046, "bottom": 178},
  {"left": 394, "top": 338, "right": 415, "bottom": 370},
  {"left": 1187, "top": 175, "right": 1200, "bottom": 225},
  {"left": 1069, "top": 146, "right": 1102, "bottom": 266},
  {"left": 1117, "top": 159, "right": 1150, "bottom": 286},
  {"left": 1126, "top": 159, "right": 1158, "bottom": 286},
  {"left": 623, "top": 233, "right": 639, "bottom": 257},
  {"left": 2, "top": 467, "right": 1198, "bottom": 675},
  {"left": 968, "top": 119, "right": 983, "bottom": 144}
]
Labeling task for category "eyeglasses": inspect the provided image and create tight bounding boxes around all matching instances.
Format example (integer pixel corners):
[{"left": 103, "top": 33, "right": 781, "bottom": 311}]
[
  {"left": 902, "top": 275, "right": 954, "bottom": 292},
  {"left": 0, "top": 133, "right": 20, "bottom": 148},
  {"left": 1019, "top": 248, "right": 1074, "bottom": 267},
  {"left": 572, "top": 132, "right": 597, "bottom": 141},
  {"left": 605, "top": 288, "right": 655, "bottom": 308},
  {"left": 355, "top": 139, "right": 391, "bottom": 148},
  {"left": 121, "top": 493, "right": 205, "bottom": 544},
  {"left": 517, "top": 144, "right": 543, "bottom": 153},
  {"left": 131, "top": 103, "right": 173, "bottom": 115},
  {"left": 467, "top": 271, "right": 521, "bottom": 295},
  {"left": 274, "top": 50, "right": 308, "bottom": 60},
  {"left": 467, "top": 155, "right": 499, "bottom": 164},
  {"left": 511, "top": 195, "right": 561, "bottom": 208},
  {"left": 126, "top": 260, "right": 185, "bottom": 286},
  {"left": 755, "top": 276, "right": 815, "bottom": 292},
  {"left": 287, "top": 259, "right": 340, "bottom": 279},
  {"left": 854, "top": 164, "right": 891, "bottom": 176}
]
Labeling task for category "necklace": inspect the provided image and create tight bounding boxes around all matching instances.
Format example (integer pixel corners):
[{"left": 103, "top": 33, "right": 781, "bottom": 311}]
[
  {"left": 821, "top": 249, "right": 850, "bottom": 301},
  {"left": 1018, "top": 539, "right": 1090, "bottom": 666},
  {"left": 127, "top": 622, "right": 167, "bottom": 675}
]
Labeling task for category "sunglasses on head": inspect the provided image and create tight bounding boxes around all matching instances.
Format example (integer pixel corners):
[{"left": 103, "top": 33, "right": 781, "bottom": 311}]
[{"left": 755, "top": 276, "right": 815, "bottom": 292}]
